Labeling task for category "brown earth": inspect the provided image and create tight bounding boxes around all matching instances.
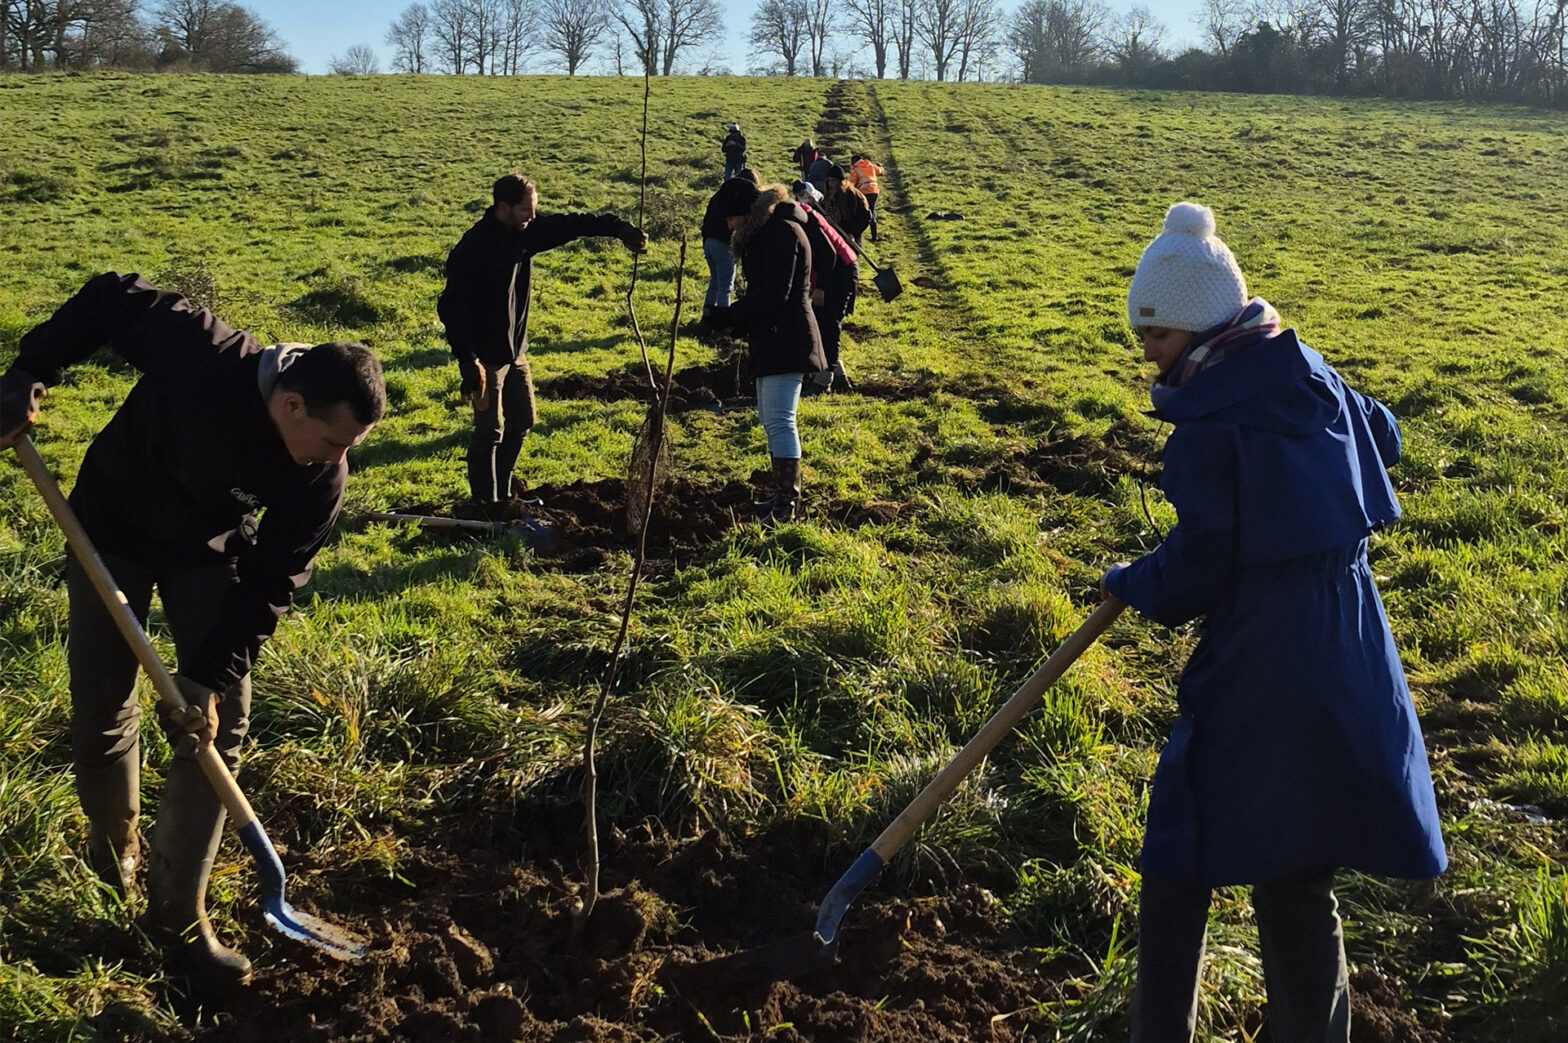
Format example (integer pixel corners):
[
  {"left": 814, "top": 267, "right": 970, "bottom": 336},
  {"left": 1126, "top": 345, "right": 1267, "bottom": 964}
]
[
  {"left": 182, "top": 814, "right": 1450, "bottom": 1043},
  {"left": 535, "top": 355, "right": 943, "bottom": 415}
]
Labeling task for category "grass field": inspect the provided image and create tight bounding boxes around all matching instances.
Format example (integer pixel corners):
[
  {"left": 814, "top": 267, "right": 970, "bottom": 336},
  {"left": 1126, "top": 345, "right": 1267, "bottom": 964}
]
[{"left": 1, "top": 72, "right": 1566, "bottom": 1041}]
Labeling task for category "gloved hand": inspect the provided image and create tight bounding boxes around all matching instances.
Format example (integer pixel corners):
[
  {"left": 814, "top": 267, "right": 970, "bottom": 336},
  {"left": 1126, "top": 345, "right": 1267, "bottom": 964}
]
[
  {"left": 168, "top": 674, "right": 219, "bottom": 755},
  {"left": 621, "top": 226, "right": 649, "bottom": 253},
  {"left": 460, "top": 358, "right": 490, "bottom": 411},
  {"left": 0, "top": 367, "right": 46, "bottom": 447}
]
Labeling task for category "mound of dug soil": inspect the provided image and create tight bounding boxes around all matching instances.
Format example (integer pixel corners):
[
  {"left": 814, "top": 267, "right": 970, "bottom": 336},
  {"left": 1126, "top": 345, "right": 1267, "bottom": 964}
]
[
  {"left": 984, "top": 419, "right": 1164, "bottom": 498},
  {"left": 538, "top": 355, "right": 750, "bottom": 413},
  {"left": 198, "top": 822, "right": 1053, "bottom": 1043},
  {"left": 382, "top": 477, "right": 756, "bottom": 567},
  {"left": 193, "top": 815, "right": 1449, "bottom": 1043}
]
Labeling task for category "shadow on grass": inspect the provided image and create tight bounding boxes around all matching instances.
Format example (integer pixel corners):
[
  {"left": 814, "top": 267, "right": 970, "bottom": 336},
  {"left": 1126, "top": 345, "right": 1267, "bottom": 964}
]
[
  {"left": 351, "top": 428, "right": 467, "bottom": 471},
  {"left": 391, "top": 346, "right": 456, "bottom": 371},
  {"left": 308, "top": 542, "right": 486, "bottom": 598}
]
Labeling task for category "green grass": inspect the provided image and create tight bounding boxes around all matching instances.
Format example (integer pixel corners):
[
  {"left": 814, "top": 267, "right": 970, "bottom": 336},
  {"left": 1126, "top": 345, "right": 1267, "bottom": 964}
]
[{"left": 2, "top": 71, "right": 1567, "bottom": 1040}]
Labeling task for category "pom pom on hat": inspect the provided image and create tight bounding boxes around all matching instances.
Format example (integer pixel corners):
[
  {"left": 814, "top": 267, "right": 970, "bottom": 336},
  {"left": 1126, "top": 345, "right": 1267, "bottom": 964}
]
[{"left": 1127, "top": 202, "right": 1248, "bottom": 332}]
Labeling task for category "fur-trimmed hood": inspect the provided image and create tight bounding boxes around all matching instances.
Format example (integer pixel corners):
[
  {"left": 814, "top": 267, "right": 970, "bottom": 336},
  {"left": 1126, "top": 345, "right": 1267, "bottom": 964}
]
[{"left": 731, "top": 185, "right": 800, "bottom": 257}]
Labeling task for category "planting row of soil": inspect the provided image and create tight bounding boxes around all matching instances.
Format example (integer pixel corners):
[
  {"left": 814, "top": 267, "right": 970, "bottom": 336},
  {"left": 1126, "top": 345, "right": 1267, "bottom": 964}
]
[{"left": 194, "top": 818, "right": 1444, "bottom": 1043}]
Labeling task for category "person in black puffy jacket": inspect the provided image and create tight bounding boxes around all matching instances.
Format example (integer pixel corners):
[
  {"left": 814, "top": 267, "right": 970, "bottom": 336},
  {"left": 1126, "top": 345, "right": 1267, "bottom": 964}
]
[{"left": 707, "top": 180, "right": 827, "bottom": 523}]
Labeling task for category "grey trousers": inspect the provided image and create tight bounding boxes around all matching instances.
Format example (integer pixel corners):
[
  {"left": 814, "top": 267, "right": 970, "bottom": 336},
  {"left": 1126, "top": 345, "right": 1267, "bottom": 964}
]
[
  {"left": 1130, "top": 870, "right": 1350, "bottom": 1043},
  {"left": 466, "top": 356, "right": 536, "bottom": 502},
  {"left": 67, "top": 549, "right": 251, "bottom": 830}
]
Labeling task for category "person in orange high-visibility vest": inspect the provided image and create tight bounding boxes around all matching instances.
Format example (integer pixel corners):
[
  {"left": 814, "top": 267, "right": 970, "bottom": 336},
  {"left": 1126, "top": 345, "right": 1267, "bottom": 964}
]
[{"left": 849, "top": 154, "right": 886, "bottom": 241}]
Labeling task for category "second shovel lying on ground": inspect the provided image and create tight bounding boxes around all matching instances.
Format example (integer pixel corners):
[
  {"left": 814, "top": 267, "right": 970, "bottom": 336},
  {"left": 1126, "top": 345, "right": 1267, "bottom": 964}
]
[
  {"left": 674, "top": 595, "right": 1127, "bottom": 987},
  {"left": 364, "top": 509, "right": 555, "bottom": 549}
]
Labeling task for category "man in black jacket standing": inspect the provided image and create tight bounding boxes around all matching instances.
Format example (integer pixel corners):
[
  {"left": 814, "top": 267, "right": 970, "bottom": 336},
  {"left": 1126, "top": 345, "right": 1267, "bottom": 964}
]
[
  {"left": 0, "top": 273, "right": 385, "bottom": 991},
  {"left": 721, "top": 122, "right": 747, "bottom": 180},
  {"left": 438, "top": 173, "right": 647, "bottom": 504}
]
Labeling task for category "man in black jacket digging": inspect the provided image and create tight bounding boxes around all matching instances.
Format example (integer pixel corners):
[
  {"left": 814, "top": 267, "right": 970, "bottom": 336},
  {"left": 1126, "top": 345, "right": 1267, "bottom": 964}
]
[
  {"left": 439, "top": 173, "right": 647, "bottom": 504},
  {"left": 0, "top": 273, "right": 385, "bottom": 991}
]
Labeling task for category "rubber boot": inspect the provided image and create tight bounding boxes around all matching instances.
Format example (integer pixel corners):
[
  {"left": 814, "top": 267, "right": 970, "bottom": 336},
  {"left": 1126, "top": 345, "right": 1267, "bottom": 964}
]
[
  {"left": 493, "top": 432, "right": 527, "bottom": 504},
  {"left": 77, "top": 753, "right": 143, "bottom": 903},
  {"left": 761, "top": 457, "right": 801, "bottom": 525},
  {"left": 829, "top": 360, "right": 852, "bottom": 393},
  {"left": 147, "top": 758, "right": 252, "bottom": 990}
]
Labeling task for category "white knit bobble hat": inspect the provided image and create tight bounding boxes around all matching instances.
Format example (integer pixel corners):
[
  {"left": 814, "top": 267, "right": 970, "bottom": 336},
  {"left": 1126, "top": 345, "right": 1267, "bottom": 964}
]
[{"left": 1126, "top": 202, "right": 1248, "bottom": 332}]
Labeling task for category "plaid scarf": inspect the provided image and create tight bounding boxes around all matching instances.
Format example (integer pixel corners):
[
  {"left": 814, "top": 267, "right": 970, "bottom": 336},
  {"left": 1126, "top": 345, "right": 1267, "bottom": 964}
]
[{"left": 1160, "top": 297, "right": 1282, "bottom": 391}]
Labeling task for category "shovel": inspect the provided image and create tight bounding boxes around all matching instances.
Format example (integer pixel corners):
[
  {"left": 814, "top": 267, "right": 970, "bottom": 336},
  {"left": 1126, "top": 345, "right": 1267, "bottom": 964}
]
[
  {"left": 815, "top": 207, "right": 903, "bottom": 302},
  {"left": 681, "top": 596, "right": 1126, "bottom": 986},
  {"left": 11, "top": 435, "right": 369, "bottom": 961},
  {"left": 362, "top": 509, "right": 554, "bottom": 549}
]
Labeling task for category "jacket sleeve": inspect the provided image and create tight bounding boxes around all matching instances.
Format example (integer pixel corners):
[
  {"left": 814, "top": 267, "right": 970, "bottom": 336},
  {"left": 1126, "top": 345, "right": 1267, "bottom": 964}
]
[
  {"left": 183, "top": 469, "right": 345, "bottom": 690},
  {"left": 11, "top": 272, "right": 251, "bottom": 387},
  {"left": 1105, "top": 423, "right": 1238, "bottom": 628},
  {"left": 521, "top": 212, "right": 634, "bottom": 254},
  {"left": 1351, "top": 386, "right": 1401, "bottom": 468},
  {"left": 728, "top": 223, "right": 799, "bottom": 336},
  {"left": 437, "top": 239, "right": 480, "bottom": 365}
]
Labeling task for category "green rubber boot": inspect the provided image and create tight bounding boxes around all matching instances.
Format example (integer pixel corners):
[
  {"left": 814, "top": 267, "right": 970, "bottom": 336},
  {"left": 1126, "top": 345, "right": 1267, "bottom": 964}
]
[{"left": 147, "top": 759, "right": 252, "bottom": 991}]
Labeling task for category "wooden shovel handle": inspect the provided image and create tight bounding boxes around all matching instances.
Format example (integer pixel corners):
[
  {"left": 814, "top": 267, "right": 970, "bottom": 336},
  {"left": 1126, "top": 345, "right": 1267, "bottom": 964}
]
[
  {"left": 869, "top": 596, "right": 1126, "bottom": 863},
  {"left": 11, "top": 435, "right": 262, "bottom": 830}
]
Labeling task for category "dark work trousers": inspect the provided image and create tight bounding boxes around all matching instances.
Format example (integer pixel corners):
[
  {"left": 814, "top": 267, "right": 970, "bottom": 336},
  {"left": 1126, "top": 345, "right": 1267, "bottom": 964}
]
[
  {"left": 466, "top": 356, "right": 537, "bottom": 502},
  {"left": 67, "top": 548, "right": 251, "bottom": 837},
  {"left": 1130, "top": 869, "right": 1350, "bottom": 1043},
  {"left": 814, "top": 262, "right": 858, "bottom": 369}
]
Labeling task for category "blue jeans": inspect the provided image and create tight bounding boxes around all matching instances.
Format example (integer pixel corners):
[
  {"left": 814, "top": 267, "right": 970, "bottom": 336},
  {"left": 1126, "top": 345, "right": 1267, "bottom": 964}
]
[
  {"left": 723, "top": 160, "right": 744, "bottom": 181},
  {"left": 756, "top": 372, "right": 804, "bottom": 458},
  {"left": 703, "top": 237, "right": 735, "bottom": 310}
]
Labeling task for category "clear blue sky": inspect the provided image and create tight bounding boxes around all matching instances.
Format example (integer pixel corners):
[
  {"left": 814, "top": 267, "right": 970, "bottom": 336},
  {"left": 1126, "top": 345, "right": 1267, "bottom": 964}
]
[{"left": 249, "top": 0, "right": 1206, "bottom": 77}]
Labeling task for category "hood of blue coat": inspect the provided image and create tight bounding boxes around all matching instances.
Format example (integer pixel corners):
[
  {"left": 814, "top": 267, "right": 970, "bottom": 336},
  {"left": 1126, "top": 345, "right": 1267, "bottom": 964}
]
[{"left": 1151, "top": 329, "right": 1342, "bottom": 437}]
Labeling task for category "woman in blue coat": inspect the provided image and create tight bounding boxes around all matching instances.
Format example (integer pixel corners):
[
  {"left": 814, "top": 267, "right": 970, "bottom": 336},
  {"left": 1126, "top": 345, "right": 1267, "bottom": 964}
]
[{"left": 1103, "top": 202, "right": 1446, "bottom": 1043}]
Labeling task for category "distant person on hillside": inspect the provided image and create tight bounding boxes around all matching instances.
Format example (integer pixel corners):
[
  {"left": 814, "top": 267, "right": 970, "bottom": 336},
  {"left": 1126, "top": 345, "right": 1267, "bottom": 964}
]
[
  {"left": 438, "top": 173, "right": 647, "bottom": 505},
  {"left": 849, "top": 153, "right": 886, "bottom": 241},
  {"left": 701, "top": 175, "right": 752, "bottom": 327},
  {"left": 806, "top": 150, "right": 835, "bottom": 194},
  {"left": 0, "top": 274, "right": 386, "bottom": 992},
  {"left": 721, "top": 122, "right": 747, "bottom": 181},
  {"left": 705, "top": 179, "right": 827, "bottom": 524},
  {"left": 792, "top": 139, "right": 820, "bottom": 181},
  {"left": 823, "top": 165, "right": 872, "bottom": 247},
  {"left": 1102, "top": 202, "right": 1446, "bottom": 1043}
]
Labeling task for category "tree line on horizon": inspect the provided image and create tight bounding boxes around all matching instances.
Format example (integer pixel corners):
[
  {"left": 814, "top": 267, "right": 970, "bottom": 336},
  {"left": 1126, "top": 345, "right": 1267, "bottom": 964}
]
[{"left": 3, "top": 0, "right": 1565, "bottom": 107}]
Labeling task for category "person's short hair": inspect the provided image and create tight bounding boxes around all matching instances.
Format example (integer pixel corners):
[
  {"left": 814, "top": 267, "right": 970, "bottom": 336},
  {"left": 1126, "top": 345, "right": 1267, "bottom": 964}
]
[
  {"left": 493, "top": 173, "right": 537, "bottom": 207},
  {"left": 737, "top": 167, "right": 760, "bottom": 185},
  {"left": 278, "top": 342, "right": 386, "bottom": 425},
  {"left": 851, "top": 153, "right": 863, "bottom": 162}
]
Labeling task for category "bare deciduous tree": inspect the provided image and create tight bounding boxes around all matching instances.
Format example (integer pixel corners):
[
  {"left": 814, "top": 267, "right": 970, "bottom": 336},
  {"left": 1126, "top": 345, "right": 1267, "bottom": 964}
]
[
  {"left": 1106, "top": 3, "right": 1165, "bottom": 71},
  {"left": 540, "top": 0, "right": 607, "bottom": 73},
  {"left": 914, "top": 0, "right": 964, "bottom": 78},
  {"left": 153, "top": 0, "right": 295, "bottom": 71},
  {"left": 329, "top": 42, "right": 380, "bottom": 73},
  {"left": 611, "top": 0, "right": 721, "bottom": 74},
  {"left": 429, "top": 0, "right": 471, "bottom": 70},
  {"left": 802, "top": 0, "right": 834, "bottom": 74},
  {"left": 954, "top": 0, "right": 1001, "bottom": 80},
  {"left": 749, "top": 0, "right": 806, "bottom": 74},
  {"left": 385, "top": 2, "right": 430, "bottom": 72},
  {"left": 841, "top": 0, "right": 892, "bottom": 76},
  {"left": 1197, "top": 0, "right": 1247, "bottom": 56},
  {"left": 893, "top": 0, "right": 916, "bottom": 76}
]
